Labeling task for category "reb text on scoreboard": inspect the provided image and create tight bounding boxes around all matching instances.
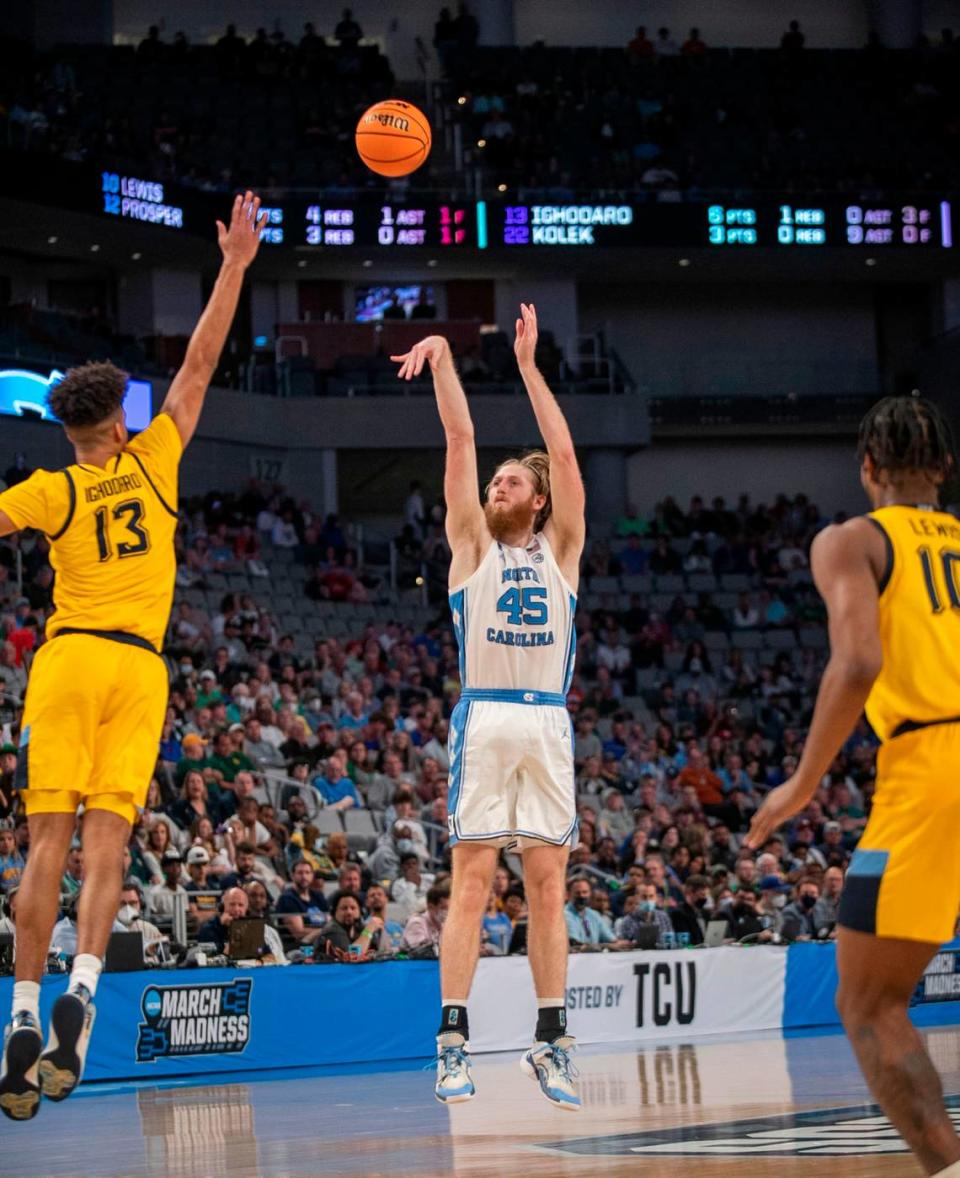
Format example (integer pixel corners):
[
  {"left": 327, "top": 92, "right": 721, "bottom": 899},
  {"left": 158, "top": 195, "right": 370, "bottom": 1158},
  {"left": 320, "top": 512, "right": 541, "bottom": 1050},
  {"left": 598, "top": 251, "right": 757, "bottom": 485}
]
[{"left": 83, "top": 168, "right": 955, "bottom": 250}]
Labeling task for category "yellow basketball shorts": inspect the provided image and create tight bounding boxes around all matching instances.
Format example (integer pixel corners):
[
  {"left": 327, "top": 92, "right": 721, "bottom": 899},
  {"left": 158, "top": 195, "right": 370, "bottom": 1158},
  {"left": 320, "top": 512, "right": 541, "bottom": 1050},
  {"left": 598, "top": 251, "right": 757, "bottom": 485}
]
[
  {"left": 839, "top": 723, "right": 960, "bottom": 945},
  {"left": 17, "top": 632, "right": 168, "bottom": 825}
]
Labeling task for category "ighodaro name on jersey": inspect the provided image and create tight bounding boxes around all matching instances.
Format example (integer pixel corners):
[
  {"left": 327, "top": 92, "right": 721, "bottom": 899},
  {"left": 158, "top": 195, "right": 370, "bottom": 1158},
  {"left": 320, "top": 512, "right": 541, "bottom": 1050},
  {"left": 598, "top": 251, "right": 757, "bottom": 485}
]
[{"left": 486, "top": 628, "right": 555, "bottom": 647}]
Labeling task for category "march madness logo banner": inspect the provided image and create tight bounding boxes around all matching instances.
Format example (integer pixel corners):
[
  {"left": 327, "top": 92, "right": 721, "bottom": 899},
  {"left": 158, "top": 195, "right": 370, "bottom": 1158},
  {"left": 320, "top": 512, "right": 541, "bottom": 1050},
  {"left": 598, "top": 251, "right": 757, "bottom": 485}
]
[{"left": 136, "top": 979, "right": 253, "bottom": 1062}]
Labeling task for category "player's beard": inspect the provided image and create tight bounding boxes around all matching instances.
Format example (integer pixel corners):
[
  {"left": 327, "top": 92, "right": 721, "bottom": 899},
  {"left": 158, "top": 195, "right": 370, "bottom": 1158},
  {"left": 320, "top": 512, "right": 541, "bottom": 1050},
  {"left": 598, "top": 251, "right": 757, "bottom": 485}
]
[{"left": 484, "top": 495, "right": 538, "bottom": 542}]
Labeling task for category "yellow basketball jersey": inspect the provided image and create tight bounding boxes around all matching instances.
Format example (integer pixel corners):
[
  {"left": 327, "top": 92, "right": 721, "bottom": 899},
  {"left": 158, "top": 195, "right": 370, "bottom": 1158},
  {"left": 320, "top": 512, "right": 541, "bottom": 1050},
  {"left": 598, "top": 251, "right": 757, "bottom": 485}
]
[
  {"left": 0, "top": 412, "right": 181, "bottom": 651},
  {"left": 865, "top": 504, "right": 960, "bottom": 742}
]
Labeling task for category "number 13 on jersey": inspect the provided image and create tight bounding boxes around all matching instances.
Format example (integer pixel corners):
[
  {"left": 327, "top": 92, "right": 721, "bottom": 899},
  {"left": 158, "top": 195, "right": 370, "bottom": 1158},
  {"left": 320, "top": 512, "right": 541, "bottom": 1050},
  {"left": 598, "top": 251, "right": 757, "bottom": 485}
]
[{"left": 95, "top": 498, "right": 151, "bottom": 562}]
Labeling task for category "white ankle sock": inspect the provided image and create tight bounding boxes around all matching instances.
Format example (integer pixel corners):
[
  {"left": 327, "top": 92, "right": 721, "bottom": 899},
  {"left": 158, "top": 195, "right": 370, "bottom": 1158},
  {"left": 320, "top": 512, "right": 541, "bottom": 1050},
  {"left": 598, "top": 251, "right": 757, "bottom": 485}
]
[
  {"left": 68, "top": 954, "right": 102, "bottom": 1000},
  {"left": 12, "top": 981, "right": 40, "bottom": 1023},
  {"left": 537, "top": 997, "right": 565, "bottom": 1007},
  {"left": 933, "top": 1163, "right": 960, "bottom": 1176}
]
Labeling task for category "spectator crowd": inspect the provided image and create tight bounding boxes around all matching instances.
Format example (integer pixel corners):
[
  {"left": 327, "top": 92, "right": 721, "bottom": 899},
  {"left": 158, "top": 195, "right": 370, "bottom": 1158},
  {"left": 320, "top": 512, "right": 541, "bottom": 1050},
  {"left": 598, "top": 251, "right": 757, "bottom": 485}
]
[
  {"left": 2, "top": 16, "right": 960, "bottom": 197},
  {"left": 446, "top": 25, "right": 960, "bottom": 194},
  {"left": 0, "top": 468, "right": 885, "bottom": 969}
]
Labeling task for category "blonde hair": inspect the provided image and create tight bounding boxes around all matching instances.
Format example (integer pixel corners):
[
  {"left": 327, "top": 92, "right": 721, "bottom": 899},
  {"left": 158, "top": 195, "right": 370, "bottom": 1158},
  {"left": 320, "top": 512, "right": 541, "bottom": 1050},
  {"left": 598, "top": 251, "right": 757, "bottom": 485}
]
[{"left": 485, "top": 450, "right": 552, "bottom": 532}]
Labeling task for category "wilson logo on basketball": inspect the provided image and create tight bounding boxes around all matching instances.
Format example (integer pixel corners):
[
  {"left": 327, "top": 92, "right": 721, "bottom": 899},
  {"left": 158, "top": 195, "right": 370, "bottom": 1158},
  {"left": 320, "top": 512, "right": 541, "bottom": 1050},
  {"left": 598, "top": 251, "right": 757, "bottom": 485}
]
[{"left": 364, "top": 112, "right": 410, "bottom": 132}]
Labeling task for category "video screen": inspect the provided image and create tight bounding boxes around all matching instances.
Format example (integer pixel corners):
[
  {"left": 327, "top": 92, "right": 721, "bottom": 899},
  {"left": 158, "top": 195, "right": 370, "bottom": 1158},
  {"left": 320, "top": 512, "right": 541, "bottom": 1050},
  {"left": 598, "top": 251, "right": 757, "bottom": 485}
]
[
  {"left": 0, "top": 369, "right": 153, "bottom": 432},
  {"left": 354, "top": 284, "right": 435, "bottom": 323}
]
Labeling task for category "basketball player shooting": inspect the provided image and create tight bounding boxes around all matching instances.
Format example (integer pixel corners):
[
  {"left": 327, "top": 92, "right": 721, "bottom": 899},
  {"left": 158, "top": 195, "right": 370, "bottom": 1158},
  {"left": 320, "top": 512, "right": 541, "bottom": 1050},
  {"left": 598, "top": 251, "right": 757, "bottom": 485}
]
[
  {"left": 391, "top": 304, "right": 585, "bottom": 1110},
  {"left": 0, "top": 193, "right": 265, "bottom": 1121}
]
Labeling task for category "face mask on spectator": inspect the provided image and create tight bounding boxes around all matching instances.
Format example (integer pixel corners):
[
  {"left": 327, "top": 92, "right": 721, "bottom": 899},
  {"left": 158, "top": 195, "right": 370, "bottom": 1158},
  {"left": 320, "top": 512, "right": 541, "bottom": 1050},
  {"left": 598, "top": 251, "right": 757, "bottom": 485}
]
[
  {"left": 237, "top": 696, "right": 255, "bottom": 714},
  {"left": 689, "top": 658, "right": 702, "bottom": 674},
  {"left": 572, "top": 894, "right": 589, "bottom": 910},
  {"left": 800, "top": 894, "right": 817, "bottom": 910},
  {"left": 396, "top": 838, "right": 416, "bottom": 856},
  {"left": 639, "top": 900, "right": 657, "bottom": 913},
  {"left": 772, "top": 894, "right": 787, "bottom": 909},
  {"left": 179, "top": 664, "right": 192, "bottom": 676},
  {"left": 118, "top": 904, "right": 139, "bottom": 926}
]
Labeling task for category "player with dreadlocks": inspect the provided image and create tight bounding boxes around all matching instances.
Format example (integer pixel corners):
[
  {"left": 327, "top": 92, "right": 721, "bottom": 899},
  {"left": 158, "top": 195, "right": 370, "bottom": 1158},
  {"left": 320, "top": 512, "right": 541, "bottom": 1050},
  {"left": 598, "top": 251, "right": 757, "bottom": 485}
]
[{"left": 748, "top": 394, "right": 960, "bottom": 1177}]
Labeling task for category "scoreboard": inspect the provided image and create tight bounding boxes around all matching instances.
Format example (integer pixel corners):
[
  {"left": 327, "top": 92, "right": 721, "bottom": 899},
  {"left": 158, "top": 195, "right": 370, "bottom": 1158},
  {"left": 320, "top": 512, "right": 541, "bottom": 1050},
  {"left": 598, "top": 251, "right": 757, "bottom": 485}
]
[
  {"left": 705, "top": 200, "right": 952, "bottom": 248},
  {"left": 264, "top": 200, "right": 473, "bottom": 247},
  {"left": 3, "top": 157, "right": 955, "bottom": 252},
  {"left": 96, "top": 178, "right": 954, "bottom": 250},
  {"left": 480, "top": 199, "right": 953, "bottom": 249}
]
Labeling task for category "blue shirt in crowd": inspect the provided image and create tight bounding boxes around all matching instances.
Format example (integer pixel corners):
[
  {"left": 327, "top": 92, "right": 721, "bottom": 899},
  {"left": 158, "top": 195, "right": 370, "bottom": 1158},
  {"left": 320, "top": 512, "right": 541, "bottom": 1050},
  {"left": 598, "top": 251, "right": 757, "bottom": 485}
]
[
  {"left": 313, "top": 774, "right": 361, "bottom": 807},
  {"left": 482, "top": 910, "right": 514, "bottom": 953},
  {"left": 565, "top": 903, "right": 615, "bottom": 945}
]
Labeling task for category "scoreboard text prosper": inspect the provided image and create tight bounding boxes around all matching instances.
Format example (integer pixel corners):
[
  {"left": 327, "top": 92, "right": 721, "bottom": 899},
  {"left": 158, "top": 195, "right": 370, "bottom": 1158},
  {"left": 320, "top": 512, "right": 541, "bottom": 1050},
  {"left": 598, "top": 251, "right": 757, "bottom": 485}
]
[{"left": 101, "top": 172, "right": 184, "bottom": 228}]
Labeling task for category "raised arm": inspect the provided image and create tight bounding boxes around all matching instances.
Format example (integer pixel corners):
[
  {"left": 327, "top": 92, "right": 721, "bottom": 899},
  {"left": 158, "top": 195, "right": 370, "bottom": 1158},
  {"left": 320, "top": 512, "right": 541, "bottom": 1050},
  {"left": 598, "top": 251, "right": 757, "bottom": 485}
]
[
  {"left": 390, "top": 337, "right": 486, "bottom": 554},
  {"left": 514, "top": 303, "right": 586, "bottom": 565},
  {"left": 161, "top": 191, "right": 266, "bottom": 447}
]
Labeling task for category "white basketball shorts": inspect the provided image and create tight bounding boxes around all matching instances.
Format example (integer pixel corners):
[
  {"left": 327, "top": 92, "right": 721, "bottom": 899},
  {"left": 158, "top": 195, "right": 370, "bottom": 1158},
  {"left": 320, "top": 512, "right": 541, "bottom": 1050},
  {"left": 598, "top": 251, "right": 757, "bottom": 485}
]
[{"left": 447, "top": 689, "right": 577, "bottom": 850}]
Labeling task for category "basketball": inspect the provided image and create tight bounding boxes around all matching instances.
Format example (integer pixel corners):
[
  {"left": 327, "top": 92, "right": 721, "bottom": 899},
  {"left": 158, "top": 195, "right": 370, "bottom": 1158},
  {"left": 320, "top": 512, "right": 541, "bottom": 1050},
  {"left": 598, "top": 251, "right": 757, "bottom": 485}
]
[{"left": 355, "top": 99, "right": 432, "bottom": 177}]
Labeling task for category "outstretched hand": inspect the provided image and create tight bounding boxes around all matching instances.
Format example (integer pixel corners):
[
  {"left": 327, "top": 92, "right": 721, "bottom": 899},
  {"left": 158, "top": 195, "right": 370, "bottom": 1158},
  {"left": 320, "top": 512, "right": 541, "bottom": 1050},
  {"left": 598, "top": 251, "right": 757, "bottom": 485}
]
[
  {"left": 216, "top": 190, "right": 267, "bottom": 268},
  {"left": 744, "top": 778, "right": 809, "bottom": 850},
  {"left": 514, "top": 302, "right": 538, "bottom": 370},
  {"left": 390, "top": 336, "right": 451, "bottom": 380}
]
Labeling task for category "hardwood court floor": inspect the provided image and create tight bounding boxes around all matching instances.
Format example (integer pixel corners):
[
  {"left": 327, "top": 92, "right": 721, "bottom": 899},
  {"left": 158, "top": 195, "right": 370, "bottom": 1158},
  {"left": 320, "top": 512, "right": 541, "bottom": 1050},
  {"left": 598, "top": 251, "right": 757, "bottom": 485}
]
[{"left": 2, "top": 1024, "right": 958, "bottom": 1177}]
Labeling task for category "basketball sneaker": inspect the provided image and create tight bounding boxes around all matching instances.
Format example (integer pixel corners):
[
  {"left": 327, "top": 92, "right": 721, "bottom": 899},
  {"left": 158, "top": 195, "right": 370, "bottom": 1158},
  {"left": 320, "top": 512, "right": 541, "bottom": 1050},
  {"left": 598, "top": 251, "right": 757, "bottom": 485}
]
[
  {"left": 0, "top": 1011, "right": 42, "bottom": 1121},
  {"left": 520, "top": 1036, "right": 582, "bottom": 1111},
  {"left": 38, "top": 987, "right": 96, "bottom": 1102},
  {"left": 433, "top": 1032, "right": 475, "bottom": 1103}
]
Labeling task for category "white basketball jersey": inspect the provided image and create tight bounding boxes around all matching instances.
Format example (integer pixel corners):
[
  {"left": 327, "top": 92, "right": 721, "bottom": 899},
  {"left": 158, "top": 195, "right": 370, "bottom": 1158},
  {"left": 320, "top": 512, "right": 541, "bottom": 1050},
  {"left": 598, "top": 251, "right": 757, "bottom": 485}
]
[{"left": 449, "top": 532, "right": 576, "bottom": 694}]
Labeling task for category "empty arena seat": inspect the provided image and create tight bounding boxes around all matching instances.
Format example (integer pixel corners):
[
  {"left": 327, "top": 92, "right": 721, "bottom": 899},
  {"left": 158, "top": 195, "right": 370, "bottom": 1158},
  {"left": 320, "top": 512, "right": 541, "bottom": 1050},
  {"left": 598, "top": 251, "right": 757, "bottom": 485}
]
[
  {"left": 621, "top": 574, "right": 653, "bottom": 594},
  {"left": 731, "top": 629, "right": 763, "bottom": 649},
  {"left": 720, "top": 574, "right": 753, "bottom": 592},
  {"left": 343, "top": 810, "right": 378, "bottom": 852},
  {"left": 313, "top": 810, "right": 345, "bottom": 835},
  {"left": 799, "top": 627, "right": 829, "bottom": 650}
]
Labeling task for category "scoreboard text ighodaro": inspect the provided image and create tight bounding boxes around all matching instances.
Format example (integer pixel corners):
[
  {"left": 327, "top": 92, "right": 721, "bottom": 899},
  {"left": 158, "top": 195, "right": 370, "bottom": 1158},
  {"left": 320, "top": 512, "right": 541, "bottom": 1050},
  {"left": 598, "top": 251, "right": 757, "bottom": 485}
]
[{"left": 97, "top": 173, "right": 955, "bottom": 250}]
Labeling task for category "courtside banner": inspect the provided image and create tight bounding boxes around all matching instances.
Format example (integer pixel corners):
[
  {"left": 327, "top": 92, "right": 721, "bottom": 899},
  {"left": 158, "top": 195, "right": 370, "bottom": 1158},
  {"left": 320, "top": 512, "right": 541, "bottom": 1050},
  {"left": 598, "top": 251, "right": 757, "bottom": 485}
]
[
  {"left": 467, "top": 946, "right": 787, "bottom": 1053},
  {"left": 0, "top": 962, "right": 441, "bottom": 1082}
]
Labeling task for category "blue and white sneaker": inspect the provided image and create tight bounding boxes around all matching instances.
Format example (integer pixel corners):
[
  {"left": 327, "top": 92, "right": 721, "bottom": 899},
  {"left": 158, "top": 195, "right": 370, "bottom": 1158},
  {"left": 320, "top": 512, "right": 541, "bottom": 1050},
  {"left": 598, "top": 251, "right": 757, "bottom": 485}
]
[
  {"left": 0, "top": 1011, "right": 42, "bottom": 1121},
  {"left": 520, "top": 1035, "right": 581, "bottom": 1111},
  {"left": 39, "top": 988, "right": 96, "bottom": 1103},
  {"left": 434, "top": 1032, "right": 475, "bottom": 1103}
]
